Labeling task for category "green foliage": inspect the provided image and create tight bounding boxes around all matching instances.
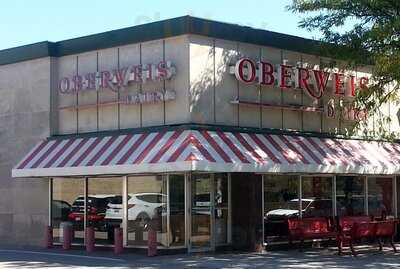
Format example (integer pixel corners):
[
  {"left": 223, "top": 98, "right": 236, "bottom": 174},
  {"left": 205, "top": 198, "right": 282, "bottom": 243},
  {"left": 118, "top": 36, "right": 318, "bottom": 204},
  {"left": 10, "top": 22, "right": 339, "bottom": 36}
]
[{"left": 289, "top": 0, "right": 400, "bottom": 139}]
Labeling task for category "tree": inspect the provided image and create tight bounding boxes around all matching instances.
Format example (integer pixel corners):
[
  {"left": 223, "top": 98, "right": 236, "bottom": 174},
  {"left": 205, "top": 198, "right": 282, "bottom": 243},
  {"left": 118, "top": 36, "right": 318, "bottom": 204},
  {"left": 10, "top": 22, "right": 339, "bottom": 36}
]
[{"left": 289, "top": 0, "right": 400, "bottom": 138}]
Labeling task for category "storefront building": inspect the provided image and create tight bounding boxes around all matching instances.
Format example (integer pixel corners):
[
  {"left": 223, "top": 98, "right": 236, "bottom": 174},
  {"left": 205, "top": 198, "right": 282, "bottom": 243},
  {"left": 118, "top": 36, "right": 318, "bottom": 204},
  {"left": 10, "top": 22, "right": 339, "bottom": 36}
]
[{"left": 2, "top": 16, "right": 400, "bottom": 251}]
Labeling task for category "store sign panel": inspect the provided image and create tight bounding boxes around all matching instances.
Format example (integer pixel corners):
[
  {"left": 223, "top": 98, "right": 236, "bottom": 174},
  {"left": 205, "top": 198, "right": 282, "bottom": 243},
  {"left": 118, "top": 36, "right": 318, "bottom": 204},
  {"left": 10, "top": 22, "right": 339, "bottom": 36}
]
[
  {"left": 58, "top": 61, "right": 176, "bottom": 94},
  {"left": 233, "top": 58, "right": 369, "bottom": 99},
  {"left": 124, "top": 90, "right": 176, "bottom": 105},
  {"left": 231, "top": 58, "right": 370, "bottom": 121},
  {"left": 57, "top": 61, "right": 177, "bottom": 109}
]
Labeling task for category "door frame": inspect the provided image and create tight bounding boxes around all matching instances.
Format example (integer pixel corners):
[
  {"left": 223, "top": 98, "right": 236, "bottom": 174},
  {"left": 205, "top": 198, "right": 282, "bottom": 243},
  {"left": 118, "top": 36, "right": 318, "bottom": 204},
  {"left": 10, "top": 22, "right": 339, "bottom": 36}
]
[
  {"left": 187, "top": 173, "right": 215, "bottom": 252},
  {"left": 187, "top": 172, "right": 232, "bottom": 252}
]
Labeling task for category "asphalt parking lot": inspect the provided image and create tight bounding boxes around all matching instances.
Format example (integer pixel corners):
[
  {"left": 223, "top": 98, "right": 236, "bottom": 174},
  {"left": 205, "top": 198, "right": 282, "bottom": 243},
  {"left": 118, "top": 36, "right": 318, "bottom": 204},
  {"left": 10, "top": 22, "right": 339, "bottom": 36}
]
[{"left": 0, "top": 246, "right": 400, "bottom": 268}]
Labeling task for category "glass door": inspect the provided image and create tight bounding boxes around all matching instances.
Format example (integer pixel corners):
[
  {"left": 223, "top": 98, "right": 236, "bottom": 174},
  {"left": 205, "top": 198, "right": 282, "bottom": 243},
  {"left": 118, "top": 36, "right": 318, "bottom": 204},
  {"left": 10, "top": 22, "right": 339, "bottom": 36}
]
[
  {"left": 190, "top": 174, "right": 214, "bottom": 251},
  {"left": 214, "top": 174, "right": 229, "bottom": 246}
]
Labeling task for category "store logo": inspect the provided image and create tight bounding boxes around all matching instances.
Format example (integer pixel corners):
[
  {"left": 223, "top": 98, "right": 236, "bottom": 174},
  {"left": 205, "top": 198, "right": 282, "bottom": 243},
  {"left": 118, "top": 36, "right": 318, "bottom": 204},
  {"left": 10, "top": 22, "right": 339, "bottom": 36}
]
[
  {"left": 231, "top": 58, "right": 369, "bottom": 100},
  {"left": 58, "top": 61, "right": 176, "bottom": 94}
]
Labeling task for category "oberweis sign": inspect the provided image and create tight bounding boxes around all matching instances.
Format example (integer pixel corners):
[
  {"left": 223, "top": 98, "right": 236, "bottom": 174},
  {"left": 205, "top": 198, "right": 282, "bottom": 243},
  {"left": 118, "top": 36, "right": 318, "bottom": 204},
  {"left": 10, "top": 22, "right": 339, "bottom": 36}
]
[{"left": 233, "top": 58, "right": 369, "bottom": 100}]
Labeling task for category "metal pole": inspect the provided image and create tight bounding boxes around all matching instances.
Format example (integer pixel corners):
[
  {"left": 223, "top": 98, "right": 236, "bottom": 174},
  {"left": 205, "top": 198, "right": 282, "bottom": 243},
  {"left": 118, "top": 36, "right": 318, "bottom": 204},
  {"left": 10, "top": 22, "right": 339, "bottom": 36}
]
[
  {"left": 49, "top": 178, "right": 53, "bottom": 226},
  {"left": 299, "top": 176, "right": 303, "bottom": 219},
  {"left": 84, "top": 177, "right": 88, "bottom": 244},
  {"left": 261, "top": 175, "right": 265, "bottom": 246},
  {"left": 228, "top": 173, "right": 232, "bottom": 245},
  {"left": 185, "top": 173, "right": 190, "bottom": 251},
  {"left": 332, "top": 176, "right": 337, "bottom": 217},
  {"left": 166, "top": 174, "right": 171, "bottom": 247},
  {"left": 364, "top": 177, "right": 369, "bottom": 215},
  {"left": 122, "top": 176, "right": 128, "bottom": 247},
  {"left": 210, "top": 174, "right": 215, "bottom": 251},
  {"left": 393, "top": 176, "right": 397, "bottom": 218}
]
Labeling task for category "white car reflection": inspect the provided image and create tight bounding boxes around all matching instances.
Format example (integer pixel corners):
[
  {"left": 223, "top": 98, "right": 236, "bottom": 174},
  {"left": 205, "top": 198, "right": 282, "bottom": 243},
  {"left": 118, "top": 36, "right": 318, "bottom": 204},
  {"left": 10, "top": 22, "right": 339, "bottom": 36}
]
[
  {"left": 265, "top": 198, "right": 314, "bottom": 219},
  {"left": 105, "top": 193, "right": 166, "bottom": 227}
]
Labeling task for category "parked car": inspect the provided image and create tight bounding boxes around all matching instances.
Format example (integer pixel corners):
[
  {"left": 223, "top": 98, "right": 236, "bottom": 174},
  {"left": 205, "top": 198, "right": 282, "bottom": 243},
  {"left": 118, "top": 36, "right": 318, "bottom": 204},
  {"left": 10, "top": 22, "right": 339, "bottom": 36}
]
[
  {"left": 68, "top": 195, "right": 119, "bottom": 230},
  {"left": 104, "top": 193, "right": 166, "bottom": 234},
  {"left": 52, "top": 200, "right": 71, "bottom": 224},
  {"left": 264, "top": 198, "right": 332, "bottom": 237}
]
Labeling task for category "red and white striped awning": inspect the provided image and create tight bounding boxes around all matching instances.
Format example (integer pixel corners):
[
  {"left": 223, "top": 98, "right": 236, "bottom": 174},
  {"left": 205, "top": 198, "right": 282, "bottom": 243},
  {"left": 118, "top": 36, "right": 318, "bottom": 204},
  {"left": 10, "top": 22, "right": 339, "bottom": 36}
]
[{"left": 12, "top": 129, "right": 400, "bottom": 177}]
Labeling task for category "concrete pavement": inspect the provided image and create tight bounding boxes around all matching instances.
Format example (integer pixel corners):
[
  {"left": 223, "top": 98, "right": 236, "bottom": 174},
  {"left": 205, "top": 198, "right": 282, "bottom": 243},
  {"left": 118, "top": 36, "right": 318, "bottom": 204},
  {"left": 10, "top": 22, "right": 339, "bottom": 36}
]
[{"left": 0, "top": 246, "right": 400, "bottom": 268}]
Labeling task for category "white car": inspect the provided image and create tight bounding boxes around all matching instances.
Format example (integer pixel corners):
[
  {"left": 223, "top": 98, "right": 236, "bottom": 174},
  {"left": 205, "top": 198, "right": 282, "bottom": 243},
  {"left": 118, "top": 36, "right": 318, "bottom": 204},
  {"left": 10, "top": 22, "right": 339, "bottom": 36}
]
[
  {"left": 265, "top": 198, "right": 314, "bottom": 219},
  {"left": 105, "top": 193, "right": 166, "bottom": 228}
]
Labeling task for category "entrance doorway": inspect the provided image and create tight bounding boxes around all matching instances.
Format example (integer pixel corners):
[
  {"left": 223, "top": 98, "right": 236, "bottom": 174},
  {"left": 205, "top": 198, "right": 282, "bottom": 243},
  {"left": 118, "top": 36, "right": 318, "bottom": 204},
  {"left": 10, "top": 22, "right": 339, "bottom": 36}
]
[
  {"left": 231, "top": 173, "right": 263, "bottom": 250},
  {"left": 188, "top": 173, "right": 230, "bottom": 252}
]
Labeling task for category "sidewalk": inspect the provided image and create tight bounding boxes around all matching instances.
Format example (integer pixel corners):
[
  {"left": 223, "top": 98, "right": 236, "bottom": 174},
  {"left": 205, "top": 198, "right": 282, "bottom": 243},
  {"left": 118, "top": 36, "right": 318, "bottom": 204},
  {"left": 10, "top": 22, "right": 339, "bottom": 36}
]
[{"left": 0, "top": 246, "right": 400, "bottom": 268}]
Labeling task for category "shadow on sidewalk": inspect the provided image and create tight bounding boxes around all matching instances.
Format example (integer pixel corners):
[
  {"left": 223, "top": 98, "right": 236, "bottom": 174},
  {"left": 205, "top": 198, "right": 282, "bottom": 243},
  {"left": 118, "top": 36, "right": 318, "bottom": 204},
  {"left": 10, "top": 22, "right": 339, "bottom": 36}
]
[{"left": 0, "top": 246, "right": 400, "bottom": 268}]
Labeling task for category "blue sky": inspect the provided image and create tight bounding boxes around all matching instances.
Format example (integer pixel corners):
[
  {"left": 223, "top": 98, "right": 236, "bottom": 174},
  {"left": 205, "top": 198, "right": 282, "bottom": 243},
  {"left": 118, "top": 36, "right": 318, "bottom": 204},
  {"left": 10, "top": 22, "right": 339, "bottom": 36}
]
[{"left": 0, "top": 0, "right": 319, "bottom": 50}]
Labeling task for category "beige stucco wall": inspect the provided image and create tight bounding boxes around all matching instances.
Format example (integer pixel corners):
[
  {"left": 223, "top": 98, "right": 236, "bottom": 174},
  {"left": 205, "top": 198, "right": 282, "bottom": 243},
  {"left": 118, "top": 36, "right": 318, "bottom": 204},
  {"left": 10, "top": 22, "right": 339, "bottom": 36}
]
[
  {"left": 0, "top": 57, "right": 51, "bottom": 246},
  {"left": 188, "top": 34, "right": 399, "bottom": 137}
]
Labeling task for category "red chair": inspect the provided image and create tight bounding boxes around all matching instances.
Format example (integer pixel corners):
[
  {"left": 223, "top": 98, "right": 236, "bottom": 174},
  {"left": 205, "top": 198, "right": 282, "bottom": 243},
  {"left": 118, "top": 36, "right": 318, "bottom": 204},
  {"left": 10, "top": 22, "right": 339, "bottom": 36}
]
[
  {"left": 337, "top": 218, "right": 397, "bottom": 256},
  {"left": 337, "top": 216, "right": 371, "bottom": 255},
  {"left": 349, "top": 222, "right": 376, "bottom": 256},
  {"left": 288, "top": 217, "right": 337, "bottom": 250},
  {"left": 375, "top": 221, "right": 397, "bottom": 253}
]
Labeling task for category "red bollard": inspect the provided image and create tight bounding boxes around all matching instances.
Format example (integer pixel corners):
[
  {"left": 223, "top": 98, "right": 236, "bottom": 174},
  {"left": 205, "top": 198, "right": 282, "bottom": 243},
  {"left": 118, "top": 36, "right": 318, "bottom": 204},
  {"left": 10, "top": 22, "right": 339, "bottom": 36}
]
[
  {"left": 86, "top": 226, "right": 95, "bottom": 253},
  {"left": 114, "top": 227, "right": 123, "bottom": 254},
  {"left": 45, "top": 225, "right": 53, "bottom": 249},
  {"left": 147, "top": 228, "right": 157, "bottom": 257},
  {"left": 62, "top": 224, "right": 72, "bottom": 250}
]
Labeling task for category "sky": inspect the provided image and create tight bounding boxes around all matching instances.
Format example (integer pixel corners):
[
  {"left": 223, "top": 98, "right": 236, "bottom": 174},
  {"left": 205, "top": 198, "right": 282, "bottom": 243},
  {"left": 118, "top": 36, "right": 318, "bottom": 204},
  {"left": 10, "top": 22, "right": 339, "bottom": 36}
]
[{"left": 0, "top": 0, "right": 319, "bottom": 50}]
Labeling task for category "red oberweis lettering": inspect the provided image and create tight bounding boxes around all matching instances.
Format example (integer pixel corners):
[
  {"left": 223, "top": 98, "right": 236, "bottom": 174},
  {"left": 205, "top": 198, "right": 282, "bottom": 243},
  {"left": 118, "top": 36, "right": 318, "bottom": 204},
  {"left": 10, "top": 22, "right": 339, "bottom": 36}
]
[
  {"left": 279, "top": 64, "right": 292, "bottom": 89},
  {"left": 359, "top": 77, "right": 369, "bottom": 90},
  {"left": 85, "top": 73, "right": 96, "bottom": 90},
  {"left": 312, "top": 70, "right": 330, "bottom": 94},
  {"left": 258, "top": 61, "right": 274, "bottom": 85},
  {"left": 101, "top": 71, "right": 112, "bottom": 89},
  {"left": 157, "top": 61, "right": 167, "bottom": 79},
  {"left": 235, "top": 58, "right": 256, "bottom": 84},
  {"left": 72, "top": 75, "right": 83, "bottom": 92},
  {"left": 349, "top": 75, "right": 356, "bottom": 96},
  {"left": 114, "top": 68, "right": 128, "bottom": 87},
  {"left": 334, "top": 73, "right": 345, "bottom": 96}
]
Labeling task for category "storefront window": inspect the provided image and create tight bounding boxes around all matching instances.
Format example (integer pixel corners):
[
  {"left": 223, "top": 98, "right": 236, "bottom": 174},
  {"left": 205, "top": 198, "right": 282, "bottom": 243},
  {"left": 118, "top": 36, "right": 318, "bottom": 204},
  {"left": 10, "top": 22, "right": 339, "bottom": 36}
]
[
  {"left": 52, "top": 178, "right": 84, "bottom": 244},
  {"left": 169, "top": 174, "right": 185, "bottom": 247},
  {"left": 87, "top": 177, "right": 122, "bottom": 245},
  {"left": 397, "top": 177, "right": 400, "bottom": 218},
  {"left": 263, "top": 175, "right": 299, "bottom": 241},
  {"left": 336, "top": 176, "right": 365, "bottom": 216},
  {"left": 127, "top": 175, "right": 167, "bottom": 247},
  {"left": 301, "top": 176, "right": 333, "bottom": 217},
  {"left": 190, "top": 174, "right": 213, "bottom": 249},
  {"left": 215, "top": 173, "right": 229, "bottom": 245},
  {"left": 368, "top": 177, "right": 393, "bottom": 218}
]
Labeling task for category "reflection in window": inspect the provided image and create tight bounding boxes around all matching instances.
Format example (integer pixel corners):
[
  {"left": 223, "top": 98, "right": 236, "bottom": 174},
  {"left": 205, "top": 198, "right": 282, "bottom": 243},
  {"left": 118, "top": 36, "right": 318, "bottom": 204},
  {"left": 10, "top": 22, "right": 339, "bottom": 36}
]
[
  {"left": 127, "top": 176, "right": 167, "bottom": 247},
  {"left": 191, "top": 174, "right": 212, "bottom": 249},
  {"left": 88, "top": 178, "right": 122, "bottom": 245},
  {"left": 215, "top": 174, "right": 229, "bottom": 245},
  {"left": 336, "top": 176, "right": 365, "bottom": 216},
  {"left": 169, "top": 174, "right": 185, "bottom": 247},
  {"left": 264, "top": 175, "right": 299, "bottom": 241},
  {"left": 398, "top": 177, "right": 400, "bottom": 218},
  {"left": 302, "top": 176, "right": 333, "bottom": 217},
  {"left": 52, "top": 178, "right": 84, "bottom": 244},
  {"left": 368, "top": 177, "right": 393, "bottom": 218}
]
